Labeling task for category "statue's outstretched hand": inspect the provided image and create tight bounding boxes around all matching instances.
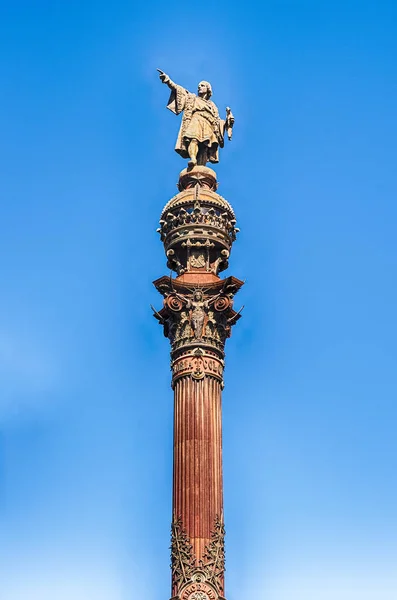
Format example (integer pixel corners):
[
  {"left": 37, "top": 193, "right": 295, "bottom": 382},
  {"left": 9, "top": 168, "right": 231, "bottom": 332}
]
[
  {"left": 157, "top": 69, "right": 169, "bottom": 83},
  {"left": 157, "top": 68, "right": 170, "bottom": 84},
  {"left": 226, "top": 107, "right": 235, "bottom": 125},
  {"left": 157, "top": 68, "right": 177, "bottom": 90}
]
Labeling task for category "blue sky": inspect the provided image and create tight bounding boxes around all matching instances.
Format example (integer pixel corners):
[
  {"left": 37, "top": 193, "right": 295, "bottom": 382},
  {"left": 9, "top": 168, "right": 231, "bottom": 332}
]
[{"left": 1, "top": 1, "right": 397, "bottom": 599}]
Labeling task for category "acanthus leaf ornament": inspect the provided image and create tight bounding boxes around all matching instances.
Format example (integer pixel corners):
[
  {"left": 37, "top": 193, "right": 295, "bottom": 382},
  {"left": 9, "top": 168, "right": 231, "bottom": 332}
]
[
  {"left": 200, "top": 516, "right": 226, "bottom": 595},
  {"left": 170, "top": 515, "right": 226, "bottom": 599},
  {"left": 153, "top": 282, "right": 242, "bottom": 361},
  {"left": 171, "top": 516, "right": 196, "bottom": 593}
]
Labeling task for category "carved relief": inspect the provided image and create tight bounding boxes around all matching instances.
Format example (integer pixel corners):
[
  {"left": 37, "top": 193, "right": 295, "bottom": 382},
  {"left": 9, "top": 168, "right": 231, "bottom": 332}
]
[
  {"left": 171, "top": 516, "right": 196, "bottom": 593},
  {"left": 180, "top": 581, "right": 218, "bottom": 600},
  {"left": 157, "top": 174, "right": 239, "bottom": 277},
  {"left": 190, "top": 251, "right": 206, "bottom": 269},
  {"left": 187, "top": 592, "right": 209, "bottom": 600},
  {"left": 200, "top": 516, "right": 226, "bottom": 595},
  {"left": 160, "top": 187, "right": 235, "bottom": 221},
  {"left": 153, "top": 282, "right": 243, "bottom": 358},
  {"left": 172, "top": 348, "right": 224, "bottom": 386},
  {"left": 187, "top": 290, "right": 208, "bottom": 339},
  {"left": 170, "top": 516, "right": 226, "bottom": 599},
  {"left": 159, "top": 206, "right": 238, "bottom": 242}
]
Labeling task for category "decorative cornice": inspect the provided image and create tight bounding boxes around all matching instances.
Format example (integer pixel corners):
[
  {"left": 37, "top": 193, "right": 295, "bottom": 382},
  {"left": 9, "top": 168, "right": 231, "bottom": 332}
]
[
  {"left": 153, "top": 275, "right": 244, "bottom": 297},
  {"left": 160, "top": 190, "right": 235, "bottom": 221}
]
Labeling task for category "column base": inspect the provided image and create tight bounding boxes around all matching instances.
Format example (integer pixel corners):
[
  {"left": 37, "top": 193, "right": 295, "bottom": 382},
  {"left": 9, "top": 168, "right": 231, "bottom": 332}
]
[
  {"left": 171, "top": 597, "right": 226, "bottom": 600},
  {"left": 172, "top": 578, "right": 224, "bottom": 600}
]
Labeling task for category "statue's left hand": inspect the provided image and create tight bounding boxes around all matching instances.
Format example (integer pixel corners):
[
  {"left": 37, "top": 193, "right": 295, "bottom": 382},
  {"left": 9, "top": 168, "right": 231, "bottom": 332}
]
[
  {"left": 225, "top": 107, "right": 235, "bottom": 140},
  {"left": 226, "top": 107, "right": 235, "bottom": 126}
]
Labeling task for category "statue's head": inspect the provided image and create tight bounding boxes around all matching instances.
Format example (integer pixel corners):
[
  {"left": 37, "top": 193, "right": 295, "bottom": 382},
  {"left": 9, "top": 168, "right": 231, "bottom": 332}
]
[
  {"left": 198, "top": 81, "right": 212, "bottom": 100},
  {"left": 194, "top": 290, "right": 203, "bottom": 301}
]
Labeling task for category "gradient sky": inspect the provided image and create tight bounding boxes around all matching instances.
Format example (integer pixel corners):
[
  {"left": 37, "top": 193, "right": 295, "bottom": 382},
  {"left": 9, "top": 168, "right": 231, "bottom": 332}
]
[{"left": 1, "top": 1, "right": 397, "bottom": 599}]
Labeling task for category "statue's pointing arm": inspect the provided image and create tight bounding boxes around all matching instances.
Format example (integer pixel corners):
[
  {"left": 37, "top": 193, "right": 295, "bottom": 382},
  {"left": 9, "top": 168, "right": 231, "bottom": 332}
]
[
  {"left": 157, "top": 69, "right": 188, "bottom": 116},
  {"left": 157, "top": 69, "right": 177, "bottom": 91}
]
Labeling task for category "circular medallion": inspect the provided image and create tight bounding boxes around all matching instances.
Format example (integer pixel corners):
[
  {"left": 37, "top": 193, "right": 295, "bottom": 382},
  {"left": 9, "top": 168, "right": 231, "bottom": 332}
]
[
  {"left": 180, "top": 581, "right": 217, "bottom": 600},
  {"left": 192, "top": 369, "right": 205, "bottom": 380}
]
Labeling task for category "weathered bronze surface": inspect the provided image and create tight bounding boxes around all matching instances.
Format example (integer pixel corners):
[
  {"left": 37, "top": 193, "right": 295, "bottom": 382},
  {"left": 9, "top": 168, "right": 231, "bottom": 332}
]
[{"left": 158, "top": 70, "right": 234, "bottom": 167}]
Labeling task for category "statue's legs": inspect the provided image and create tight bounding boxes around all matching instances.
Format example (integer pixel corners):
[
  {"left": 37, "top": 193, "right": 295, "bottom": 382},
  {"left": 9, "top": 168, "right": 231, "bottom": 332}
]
[
  {"left": 187, "top": 139, "right": 199, "bottom": 167},
  {"left": 197, "top": 145, "right": 208, "bottom": 166}
]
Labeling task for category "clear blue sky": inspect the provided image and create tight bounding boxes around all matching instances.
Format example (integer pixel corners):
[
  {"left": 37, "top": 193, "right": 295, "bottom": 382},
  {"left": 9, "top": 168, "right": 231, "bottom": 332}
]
[{"left": 1, "top": 1, "right": 397, "bottom": 599}]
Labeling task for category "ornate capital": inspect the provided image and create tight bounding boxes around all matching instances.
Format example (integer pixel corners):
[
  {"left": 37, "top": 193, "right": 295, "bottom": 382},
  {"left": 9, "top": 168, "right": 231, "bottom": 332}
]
[{"left": 153, "top": 277, "right": 243, "bottom": 373}]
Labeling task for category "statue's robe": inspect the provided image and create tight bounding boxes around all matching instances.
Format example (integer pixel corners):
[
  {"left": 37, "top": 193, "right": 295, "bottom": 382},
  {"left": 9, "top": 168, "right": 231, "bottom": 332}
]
[{"left": 166, "top": 85, "right": 225, "bottom": 163}]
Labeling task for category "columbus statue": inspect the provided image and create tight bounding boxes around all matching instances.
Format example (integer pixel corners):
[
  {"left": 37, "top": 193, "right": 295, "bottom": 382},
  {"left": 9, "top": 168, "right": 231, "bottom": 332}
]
[{"left": 157, "top": 69, "right": 235, "bottom": 168}]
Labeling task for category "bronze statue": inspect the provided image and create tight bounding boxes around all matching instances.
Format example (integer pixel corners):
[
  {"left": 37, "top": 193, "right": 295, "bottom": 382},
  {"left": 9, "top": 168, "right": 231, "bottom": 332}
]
[
  {"left": 157, "top": 69, "right": 235, "bottom": 167},
  {"left": 186, "top": 290, "right": 209, "bottom": 339}
]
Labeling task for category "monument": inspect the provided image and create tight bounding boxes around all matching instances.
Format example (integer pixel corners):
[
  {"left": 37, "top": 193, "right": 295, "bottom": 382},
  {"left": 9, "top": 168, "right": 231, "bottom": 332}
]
[{"left": 153, "top": 70, "right": 243, "bottom": 600}]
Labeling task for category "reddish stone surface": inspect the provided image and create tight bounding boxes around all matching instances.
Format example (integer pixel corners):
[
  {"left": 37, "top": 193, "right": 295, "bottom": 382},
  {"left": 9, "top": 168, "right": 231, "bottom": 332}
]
[
  {"left": 173, "top": 374, "right": 224, "bottom": 595},
  {"left": 154, "top": 168, "right": 243, "bottom": 600},
  {"left": 176, "top": 271, "right": 221, "bottom": 285}
]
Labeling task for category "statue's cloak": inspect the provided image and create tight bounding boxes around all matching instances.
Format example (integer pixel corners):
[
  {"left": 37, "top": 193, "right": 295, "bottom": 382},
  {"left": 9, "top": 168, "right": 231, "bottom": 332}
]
[{"left": 166, "top": 85, "right": 225, "bottom": 163}]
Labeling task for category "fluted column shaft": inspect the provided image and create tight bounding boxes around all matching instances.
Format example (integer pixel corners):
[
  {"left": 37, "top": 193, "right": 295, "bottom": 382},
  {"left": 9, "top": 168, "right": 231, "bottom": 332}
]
[{"left": 173, "top": 375, "right": 223, "bottom": 569}]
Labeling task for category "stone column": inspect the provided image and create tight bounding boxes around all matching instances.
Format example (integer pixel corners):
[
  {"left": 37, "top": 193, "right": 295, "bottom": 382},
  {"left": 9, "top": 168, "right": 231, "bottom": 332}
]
[{"left": 153, "top": 166, "right": 243, "bottom": 600}]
